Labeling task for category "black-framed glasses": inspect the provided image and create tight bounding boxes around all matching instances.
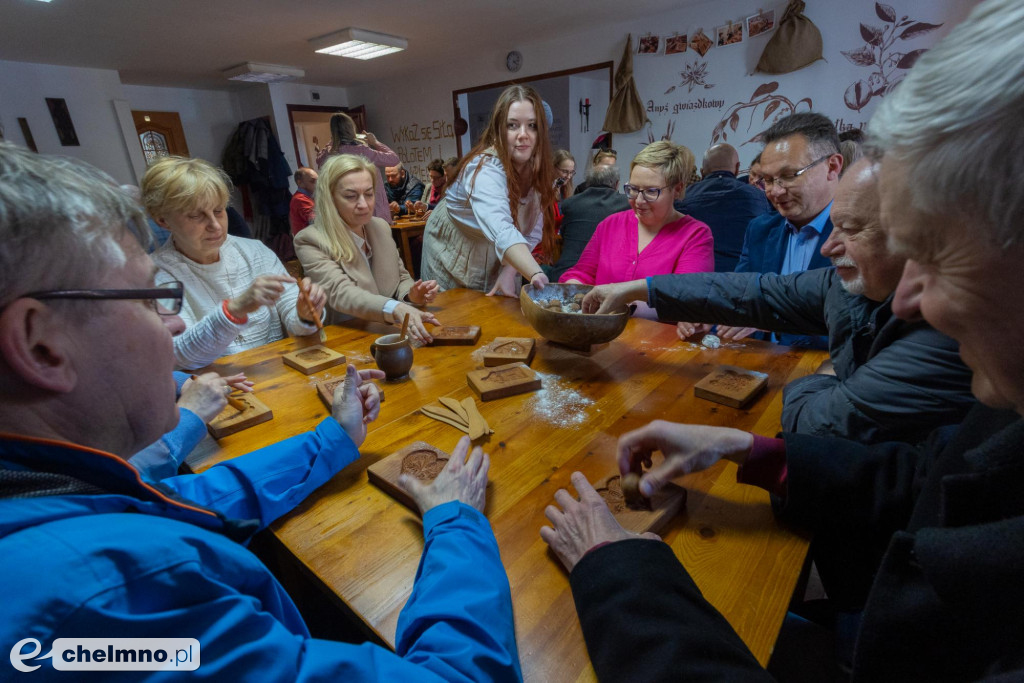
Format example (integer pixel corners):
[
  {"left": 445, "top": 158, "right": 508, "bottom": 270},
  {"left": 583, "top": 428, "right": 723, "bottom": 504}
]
[
  {"left": 21, "top": 280, "right": 184, "bottom": 315},
  {"left": 623, "top": 184, "right": 668, "bottom": 201},
  {"left": 761, "top": 155, "right": 831, "bottom": 189},
  {"left": 557, "top": 167, "right": 576, "bottom": 178}
]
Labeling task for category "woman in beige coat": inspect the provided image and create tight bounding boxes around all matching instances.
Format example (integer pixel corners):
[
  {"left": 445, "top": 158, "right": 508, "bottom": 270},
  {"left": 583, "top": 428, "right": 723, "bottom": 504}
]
[{"left": 295, "top": 154, "right": 440, "bottom": 343}]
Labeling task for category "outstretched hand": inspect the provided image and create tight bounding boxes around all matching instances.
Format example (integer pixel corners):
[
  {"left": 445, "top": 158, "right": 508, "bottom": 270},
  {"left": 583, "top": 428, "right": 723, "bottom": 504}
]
[
  {"left": 617, "top": 420, "right": 754, "bottom": 497},
  {"left": 540, "top": 471, "right": 661, "bottom": 572},
  {"left": 331, "top": 364, "right": 386, "bottom": 447},
  {"left": 398, "top": 436, "right": 490, "bottom": 514}
]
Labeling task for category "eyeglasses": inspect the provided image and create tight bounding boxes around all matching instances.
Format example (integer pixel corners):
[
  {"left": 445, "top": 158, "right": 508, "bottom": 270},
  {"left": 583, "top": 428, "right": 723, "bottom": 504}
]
[
  {"left": 623, "top": 184, "right": 668, "bottom": 201},
  {"left": 761, "top": 155, "right": 831, "bottom": 189},
  {"left": 557, "top": 168, "right": 576, "bottom": 178},
  {"left": 21, "top": 280, "right": 184, "bottom": 315}
]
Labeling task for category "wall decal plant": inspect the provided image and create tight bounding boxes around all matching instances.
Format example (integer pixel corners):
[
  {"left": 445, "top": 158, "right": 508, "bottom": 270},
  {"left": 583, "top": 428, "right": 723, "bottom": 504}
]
[
  {"left": 842, "top": 2, "right": 943, "bottom": 111},
  {"left": 664, "top": 60, "right": 714, "bottom": 94},
  {"left": 710, "top": 82, "right": 811, "bottom": 147}
]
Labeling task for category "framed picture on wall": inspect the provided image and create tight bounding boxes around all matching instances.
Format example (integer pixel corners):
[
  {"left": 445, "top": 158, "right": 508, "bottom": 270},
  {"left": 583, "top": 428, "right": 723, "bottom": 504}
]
[
  {"left": 45, "top": 98, "right": 80, "bottom": 147},
  {"left": 637, "top": 34, "right": 661, "bottom": 55},
  {"left": 665, "top": 34, "right": 688, "bottom": 55},
  {"left": 716, "top": 23, "right": 743, "bottom": 47},
  {"left": 747, "top": 10, "right": 776, "bottom": 37}
]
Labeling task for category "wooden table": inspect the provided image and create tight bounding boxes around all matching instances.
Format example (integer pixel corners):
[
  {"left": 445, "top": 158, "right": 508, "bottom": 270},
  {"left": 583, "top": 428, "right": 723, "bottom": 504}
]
[
  {"left": 390, "top": 216, "right": 426, "bottom": 275},
  {"left": 188, "top": 289, "right": 823, "bottom": 680}
]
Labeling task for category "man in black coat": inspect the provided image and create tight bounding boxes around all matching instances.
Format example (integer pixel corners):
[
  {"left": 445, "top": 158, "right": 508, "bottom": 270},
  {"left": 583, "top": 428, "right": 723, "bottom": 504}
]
[
  {"left": 541, "top": 2, "right": 1024, "bottom": 679},
  {"left": 544, "top": 165, "right": 629, "bottom": 282},
  {"left": 675, "top": 143, "right": 771, "bottom": 273}
]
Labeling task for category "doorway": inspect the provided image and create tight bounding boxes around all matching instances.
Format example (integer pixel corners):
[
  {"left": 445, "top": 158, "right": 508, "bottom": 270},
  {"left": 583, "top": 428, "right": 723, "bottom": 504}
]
[
  {"left": 286, "top": 105, "right": 366, "bottom": 170},
  {"left": 132, "top": 110, "right": 189, "bottom": 164}
]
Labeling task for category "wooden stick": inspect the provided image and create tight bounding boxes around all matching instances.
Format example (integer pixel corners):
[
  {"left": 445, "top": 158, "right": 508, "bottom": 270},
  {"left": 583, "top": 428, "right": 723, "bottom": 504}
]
[
  {"left": 399, "top": 312, "right": 411, "bottom": 341},
  {"left": 296, "top": 281, "right": 326, "bottom": 342}
]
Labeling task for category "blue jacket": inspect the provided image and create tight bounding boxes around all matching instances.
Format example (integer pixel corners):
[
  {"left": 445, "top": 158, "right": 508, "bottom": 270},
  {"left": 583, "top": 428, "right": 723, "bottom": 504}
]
[
  {"left": 674, "top": 171, "right": 770, "bottom": 273},
  {"left": 735, "top": 209, "right": 833, "bottom": 348},
  {"left": 0, "top": 422, "right": 522, "bottom": 681},
  {"left": 128, "top": 371, "right": 206, "bottom": 481}
]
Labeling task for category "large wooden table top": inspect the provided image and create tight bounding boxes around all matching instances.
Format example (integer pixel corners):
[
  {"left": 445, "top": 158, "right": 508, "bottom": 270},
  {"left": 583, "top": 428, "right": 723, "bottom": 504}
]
[{"left": 188, "top": 288, "right": 822, "bottom": 680}]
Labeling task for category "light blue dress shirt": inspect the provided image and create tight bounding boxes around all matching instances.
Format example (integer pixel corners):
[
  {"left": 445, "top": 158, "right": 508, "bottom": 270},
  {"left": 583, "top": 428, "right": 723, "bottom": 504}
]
[{"left": 780, "top": 200, "right": 833, "bottom": 276}]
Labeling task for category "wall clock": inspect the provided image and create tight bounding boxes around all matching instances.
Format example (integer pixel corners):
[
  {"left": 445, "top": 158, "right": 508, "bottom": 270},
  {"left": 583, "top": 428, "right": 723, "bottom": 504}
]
[{"left": 506, "top": 50, "right": 523, "bottom": 73}]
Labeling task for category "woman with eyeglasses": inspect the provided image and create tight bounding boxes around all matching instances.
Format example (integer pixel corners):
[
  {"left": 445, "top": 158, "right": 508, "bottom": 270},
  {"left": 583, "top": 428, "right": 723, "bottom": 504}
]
[
  {"left": 144, "top": 156, "right": 327, "bottom": 370},
  {"left": 560, "top": 141, "right": 713, "bottom": 314},
  {"left": 553, "top": 150, "right": 576, "bottom": 201},
  {"left": 421, "top": 84, "right": 558, "bottom": 297},
  {"left": 295, "top": 154, "right": 440, "bottom": 344}
]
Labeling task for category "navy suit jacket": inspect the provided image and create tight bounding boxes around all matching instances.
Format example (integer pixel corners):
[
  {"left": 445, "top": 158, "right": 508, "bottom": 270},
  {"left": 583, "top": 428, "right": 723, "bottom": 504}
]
[
  {"left": 736, "top": 208, "right": 834, "bottom": 348},
  {"left": 675, "top": 171, "right": 770, "bottom": 272}
]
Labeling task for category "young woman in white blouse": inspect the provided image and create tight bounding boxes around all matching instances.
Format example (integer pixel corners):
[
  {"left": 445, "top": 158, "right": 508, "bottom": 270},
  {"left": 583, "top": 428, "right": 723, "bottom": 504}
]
[
  {"left": 144, "top": 157, "right": 326, "bottom": 370},
  {"left": 294, "top": 154, "right": 440, "bottom": 343},
  {"left": 421, "top": 85, "right": 558, "bottom": 297}
]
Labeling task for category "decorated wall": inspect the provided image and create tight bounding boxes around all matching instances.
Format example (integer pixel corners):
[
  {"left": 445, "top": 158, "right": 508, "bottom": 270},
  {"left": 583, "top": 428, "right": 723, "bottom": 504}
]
[{"left": 348, "top": 0, "right": 976, "bottom": 183}]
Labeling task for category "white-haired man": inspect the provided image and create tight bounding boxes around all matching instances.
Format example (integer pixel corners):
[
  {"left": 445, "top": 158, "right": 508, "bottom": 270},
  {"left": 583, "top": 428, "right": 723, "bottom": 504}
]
[
  {"left": 0, "top": 142, "right": 521, "bottom": 680},
  {"left": 541, "top": 0, "right": 1024, "bottom": 679}
]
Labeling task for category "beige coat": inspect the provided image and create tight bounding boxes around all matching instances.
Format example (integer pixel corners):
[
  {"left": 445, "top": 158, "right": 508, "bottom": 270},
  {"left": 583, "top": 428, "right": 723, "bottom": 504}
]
[{"left": 294, "top": 217, "right": 415, "bottom": 324}]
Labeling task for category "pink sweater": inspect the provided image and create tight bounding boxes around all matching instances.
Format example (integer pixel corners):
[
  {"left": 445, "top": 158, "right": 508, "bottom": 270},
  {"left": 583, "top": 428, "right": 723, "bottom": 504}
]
[{"left": 560, "top": 210, "right": 714, "bottom": 285}]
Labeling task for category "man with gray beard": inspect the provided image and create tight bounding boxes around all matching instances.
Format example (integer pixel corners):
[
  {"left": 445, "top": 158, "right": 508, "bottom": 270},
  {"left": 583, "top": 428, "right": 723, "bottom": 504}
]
[{"left": 583, "top": 158, "right": 973, "bottom": 445}]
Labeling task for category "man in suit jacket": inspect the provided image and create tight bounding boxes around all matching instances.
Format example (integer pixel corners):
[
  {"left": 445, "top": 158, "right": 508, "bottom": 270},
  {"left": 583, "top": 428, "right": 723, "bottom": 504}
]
[
  {"left": 544, "top": 165, "right": 630, "bottom": 282},
  {"left": 675, "top": 143, "right": 771, "bottom": 272},
  {"left": 686, "top": 113, "right": 843, "bottom": 347}
]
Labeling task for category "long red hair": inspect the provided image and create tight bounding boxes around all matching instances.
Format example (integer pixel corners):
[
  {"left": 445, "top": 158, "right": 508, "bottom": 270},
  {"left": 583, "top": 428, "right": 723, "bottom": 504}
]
[{"left": 455, "top": 85, "right": 558, "bottom": 262}]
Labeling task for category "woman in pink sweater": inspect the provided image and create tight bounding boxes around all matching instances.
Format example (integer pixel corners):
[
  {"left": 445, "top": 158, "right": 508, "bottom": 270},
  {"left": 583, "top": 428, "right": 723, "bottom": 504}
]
[{"left": 561, "top": 141, "right": 713, "bottom": 293}]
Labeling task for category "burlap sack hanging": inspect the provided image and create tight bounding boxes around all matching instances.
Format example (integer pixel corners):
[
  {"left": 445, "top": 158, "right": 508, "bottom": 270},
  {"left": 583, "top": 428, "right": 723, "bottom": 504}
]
[
  {"left": 603, "top": 34, "right": 650, "bottom": 134},
  {"left": 756, "top": 0, "right": 824, "bottom": 74}
]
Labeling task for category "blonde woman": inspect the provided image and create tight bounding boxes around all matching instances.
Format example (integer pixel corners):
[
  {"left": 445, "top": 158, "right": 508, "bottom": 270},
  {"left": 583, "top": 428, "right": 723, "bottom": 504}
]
[
  {"left": 295, "top": 155, "right": 440, "bottom": 343},
  {"left": 145, "top": 157, "right": 325, "bottom": 370},
  {"left": 315, "top": 112, "right": 399, "bottom": 224}
]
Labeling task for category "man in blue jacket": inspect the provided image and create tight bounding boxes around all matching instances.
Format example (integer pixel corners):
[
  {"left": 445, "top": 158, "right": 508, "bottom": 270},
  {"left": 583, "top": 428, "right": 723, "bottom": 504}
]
[
  {"left": 689, "top": 113, "right": 841, "bottom": 347},
  {"left": 675, "top": 143, "right": 771, "bottom": 273},
  {"left": 0, "top": 142, "right": 522, "bottom": 681}
]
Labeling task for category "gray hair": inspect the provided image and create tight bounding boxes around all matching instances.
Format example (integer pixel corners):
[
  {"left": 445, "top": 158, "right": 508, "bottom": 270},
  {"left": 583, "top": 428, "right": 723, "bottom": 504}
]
[
  {"left": 0, "top": 142, "right": 147, "bottom": 308},
  {"left": 586, "top": 165, "right": 619, "bottom": 190},
  {"left": 869, "top": 0, "right": 1024, "bottom": 248}
]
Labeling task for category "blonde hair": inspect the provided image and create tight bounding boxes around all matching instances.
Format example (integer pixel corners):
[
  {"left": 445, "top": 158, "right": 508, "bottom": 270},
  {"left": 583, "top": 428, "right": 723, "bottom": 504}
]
[
  {"left": 141, "top": 156, "right": 231, "bottom": 220},
  {"left": 310, "top": 154, "right": 378, "bottom": 263},
  {"left": 593, "top": 149, "right": 617, "bottom": 166},
  {"left": 631, "top": 141, "right": 695, "bottom": 198}
]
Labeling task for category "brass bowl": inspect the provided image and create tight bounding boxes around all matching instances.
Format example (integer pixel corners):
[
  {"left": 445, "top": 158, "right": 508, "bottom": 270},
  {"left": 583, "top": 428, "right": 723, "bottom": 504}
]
[{"left": 519, "top": 284, "right": 630, "bottom": 351}]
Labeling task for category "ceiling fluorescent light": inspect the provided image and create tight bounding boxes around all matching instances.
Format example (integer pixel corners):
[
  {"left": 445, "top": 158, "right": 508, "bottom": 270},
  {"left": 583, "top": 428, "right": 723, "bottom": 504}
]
[
  {"left": 223, "top": 62, "right": 305, "bottom": 83},
  {"left": 310, "top": 28, "right": 407, "bottom": 60}
]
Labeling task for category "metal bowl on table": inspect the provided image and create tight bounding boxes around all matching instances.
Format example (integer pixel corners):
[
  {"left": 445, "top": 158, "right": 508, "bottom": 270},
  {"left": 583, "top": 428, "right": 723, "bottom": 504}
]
[{"left": 519, "top": 283, "right": 630, "bottom": 351}]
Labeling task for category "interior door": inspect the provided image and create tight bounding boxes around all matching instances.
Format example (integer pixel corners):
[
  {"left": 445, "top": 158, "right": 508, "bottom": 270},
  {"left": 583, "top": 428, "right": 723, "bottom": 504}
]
[{"left": 132, "top": 110, "right": 190, "bottom": 165}]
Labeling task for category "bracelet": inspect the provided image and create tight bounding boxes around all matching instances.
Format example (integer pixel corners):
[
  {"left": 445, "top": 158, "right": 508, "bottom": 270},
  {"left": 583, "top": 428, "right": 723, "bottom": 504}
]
[
  {"left": 529, "top": 271, "right": 545, "bottom": 280},
  {"left": 221, "top": 299, "right": 248, "bottom": 325}
]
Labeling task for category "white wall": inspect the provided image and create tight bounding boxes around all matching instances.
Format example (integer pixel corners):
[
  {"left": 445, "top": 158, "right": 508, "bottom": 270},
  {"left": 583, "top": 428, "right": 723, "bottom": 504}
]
[
  {"left": 122, "top": 84, "right": 238, "bottom": 166},
  {"left": 347, "top": 0, "right": 976, "bottom": 183},
  {"left": 0, "top": 60, "right": 136, "bottom": 183}
]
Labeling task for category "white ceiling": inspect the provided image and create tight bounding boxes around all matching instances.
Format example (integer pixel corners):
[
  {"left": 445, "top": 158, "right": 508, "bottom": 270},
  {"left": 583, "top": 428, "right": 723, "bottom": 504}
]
[{"left": 1, "top": 0, "right": 702, "bottom": 90}]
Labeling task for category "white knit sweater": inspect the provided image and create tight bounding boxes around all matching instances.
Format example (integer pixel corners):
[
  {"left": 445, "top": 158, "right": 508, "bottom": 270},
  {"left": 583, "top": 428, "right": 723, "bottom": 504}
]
[{"left": 153, "top": 236, "right": 317, "bottom": 370}]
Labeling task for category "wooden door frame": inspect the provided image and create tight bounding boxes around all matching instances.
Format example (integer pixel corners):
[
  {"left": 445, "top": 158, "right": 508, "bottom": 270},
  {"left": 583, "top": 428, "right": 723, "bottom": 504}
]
[{"left": 286, "top": 104, "right": 366, "bottom": 169}]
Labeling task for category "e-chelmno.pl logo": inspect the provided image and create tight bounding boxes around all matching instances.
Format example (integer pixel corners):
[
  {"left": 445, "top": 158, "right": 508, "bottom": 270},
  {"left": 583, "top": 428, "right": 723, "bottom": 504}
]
[{"left": 9, "top": 638, "right": 199, "bottom": 673}]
